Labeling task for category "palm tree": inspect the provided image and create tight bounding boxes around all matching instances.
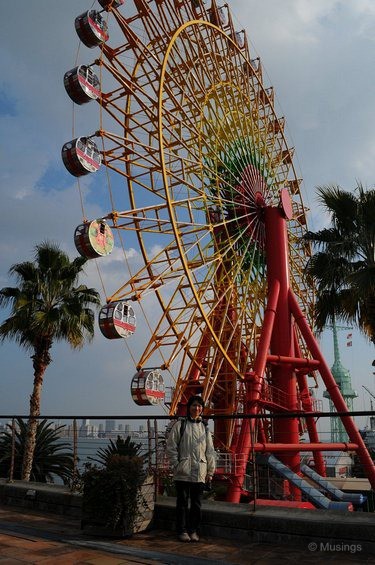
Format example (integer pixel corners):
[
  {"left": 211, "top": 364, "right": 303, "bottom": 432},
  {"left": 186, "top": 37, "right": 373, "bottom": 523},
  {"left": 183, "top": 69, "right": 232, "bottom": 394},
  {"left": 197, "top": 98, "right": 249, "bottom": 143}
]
[
  {"left": 0, "top": 418, "right": 74, "bottom": 484},
  {"left": 304, "top": 183, "right": 375, "bottom": 342},
  {"left": 89, "top": 435, "right": 145, "bottom": 467},
  {"left": 0, "top": 242, "right": 100, "bottom": 480}
]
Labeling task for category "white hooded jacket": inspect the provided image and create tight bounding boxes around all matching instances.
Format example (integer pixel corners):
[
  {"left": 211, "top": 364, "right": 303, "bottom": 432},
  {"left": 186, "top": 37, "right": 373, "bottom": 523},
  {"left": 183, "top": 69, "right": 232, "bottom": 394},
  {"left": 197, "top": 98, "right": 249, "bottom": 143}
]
[{"left": 166, "top": 418, "right": 216, "bottom": 483}]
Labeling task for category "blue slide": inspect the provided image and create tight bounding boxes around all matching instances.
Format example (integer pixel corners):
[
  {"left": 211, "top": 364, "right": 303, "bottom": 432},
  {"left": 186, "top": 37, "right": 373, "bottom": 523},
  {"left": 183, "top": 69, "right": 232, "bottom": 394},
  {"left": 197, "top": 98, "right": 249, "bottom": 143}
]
[
  {"left": 301, "top": 464, "right": 366, "bottom": 506},
  {"left": 257, "top": 453, "right": 352, "bottom": 510}
]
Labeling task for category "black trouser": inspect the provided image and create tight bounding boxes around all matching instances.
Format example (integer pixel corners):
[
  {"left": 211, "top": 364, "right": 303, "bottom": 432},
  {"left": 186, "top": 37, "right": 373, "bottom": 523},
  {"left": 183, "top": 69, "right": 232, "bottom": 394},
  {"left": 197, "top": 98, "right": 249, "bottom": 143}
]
[{"left": 175, "top": 481, "right": 203, "bottom": 534}]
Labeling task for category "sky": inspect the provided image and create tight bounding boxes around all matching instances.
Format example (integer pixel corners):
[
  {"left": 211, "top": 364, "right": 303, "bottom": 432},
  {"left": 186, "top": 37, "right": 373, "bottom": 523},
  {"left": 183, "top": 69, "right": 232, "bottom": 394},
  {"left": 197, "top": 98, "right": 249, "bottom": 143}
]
[{"left": 0, "top": 0, "right": 374, "bottom": 428}]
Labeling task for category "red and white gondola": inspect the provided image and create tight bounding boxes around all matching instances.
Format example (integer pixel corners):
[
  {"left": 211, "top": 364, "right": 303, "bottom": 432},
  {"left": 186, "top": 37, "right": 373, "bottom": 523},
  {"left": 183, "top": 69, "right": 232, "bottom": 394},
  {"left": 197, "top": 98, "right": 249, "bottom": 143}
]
[
  {"left": 62, "top": 137, "right": 102, "bottom": 177},
  {"left": 99, "top": 301, "right": 136, "bottom": 340},
  {"left": 210, "top": 5, "right": 228, "bottom": 27},
  {"left": 98, "top": 0, "right": 125, "bottom": 9},
  {"left": 233, "top": 30, "right": 245, "bottom": 49},
  {"left": 131, "top": 370, "right": 165, "bottom": 406},
  {"left": 75, "top": 10, "right": 109, "bottom": 48},
  {"left": 64, "top": 65, "right": 100, "bottom": 105}
]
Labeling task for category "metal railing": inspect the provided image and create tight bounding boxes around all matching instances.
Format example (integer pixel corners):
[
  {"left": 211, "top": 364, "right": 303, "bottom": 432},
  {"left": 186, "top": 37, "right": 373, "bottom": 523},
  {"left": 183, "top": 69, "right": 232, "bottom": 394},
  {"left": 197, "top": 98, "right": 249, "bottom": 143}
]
[{"left": 0, "top": 411, "right": 373, "bottom": 511}]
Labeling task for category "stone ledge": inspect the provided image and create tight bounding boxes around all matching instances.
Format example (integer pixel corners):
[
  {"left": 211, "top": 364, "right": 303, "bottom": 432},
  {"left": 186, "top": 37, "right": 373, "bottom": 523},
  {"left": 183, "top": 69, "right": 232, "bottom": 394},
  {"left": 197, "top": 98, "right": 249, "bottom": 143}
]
[
  {"left": 154, "top": 497, "right": 375, "bottom": 554},
  {"left": 0, "top": 479, "right": 82, "bottom": 518}
]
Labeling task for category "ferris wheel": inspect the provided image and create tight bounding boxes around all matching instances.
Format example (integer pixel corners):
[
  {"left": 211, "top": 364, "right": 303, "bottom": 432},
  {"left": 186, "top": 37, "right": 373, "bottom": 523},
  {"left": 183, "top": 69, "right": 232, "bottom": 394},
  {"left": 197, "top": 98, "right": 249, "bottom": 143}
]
[
  {"left": 63, "top": 0, "right": 375, "bottom": 504},
  {"left": 63, "top": 0, "right": 312, "bottom": 429}
]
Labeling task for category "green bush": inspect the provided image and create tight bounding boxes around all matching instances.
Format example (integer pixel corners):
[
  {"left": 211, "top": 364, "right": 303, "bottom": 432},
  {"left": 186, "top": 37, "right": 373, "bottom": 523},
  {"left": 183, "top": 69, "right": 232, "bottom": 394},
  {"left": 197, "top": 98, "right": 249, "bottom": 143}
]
[{"left": 81, "top": 435, "right": 148, "bottom": 536}]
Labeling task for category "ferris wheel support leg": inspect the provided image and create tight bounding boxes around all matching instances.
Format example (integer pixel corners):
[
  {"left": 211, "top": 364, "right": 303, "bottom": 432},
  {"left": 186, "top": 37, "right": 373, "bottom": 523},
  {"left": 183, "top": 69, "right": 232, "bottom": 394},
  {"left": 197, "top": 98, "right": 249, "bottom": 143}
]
[
  {"left": 226, "top": 280, "right": 280, "bottom": 504},
  {"left": 293, "top": 333, "right": 326, "bottom": 477},
  {"left": 295, "top": 370, "right": 326, "bottom": 476},
  {"left": 289, "top": 290, "right": 375, "bottom": 490},
  {"left": 265, "top": 207, "right": 301, "bottom": 498},
  {"left": 251, "top": 279, "right": 280, "bottom": 386}
]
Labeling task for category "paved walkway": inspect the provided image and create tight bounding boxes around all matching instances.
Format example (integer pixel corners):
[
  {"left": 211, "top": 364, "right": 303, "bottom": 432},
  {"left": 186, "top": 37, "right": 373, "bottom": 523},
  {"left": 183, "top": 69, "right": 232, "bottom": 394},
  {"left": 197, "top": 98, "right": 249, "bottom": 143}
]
[{"left": 0, "top": 505, "right": 373, "bottom": 564}]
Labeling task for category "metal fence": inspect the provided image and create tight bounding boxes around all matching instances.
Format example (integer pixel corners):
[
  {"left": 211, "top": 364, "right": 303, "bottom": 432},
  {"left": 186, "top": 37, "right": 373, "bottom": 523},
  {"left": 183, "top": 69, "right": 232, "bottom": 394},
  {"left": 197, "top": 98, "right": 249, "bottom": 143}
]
[{"left": 0, "top": 412, "right": 374, "bottom": 511}]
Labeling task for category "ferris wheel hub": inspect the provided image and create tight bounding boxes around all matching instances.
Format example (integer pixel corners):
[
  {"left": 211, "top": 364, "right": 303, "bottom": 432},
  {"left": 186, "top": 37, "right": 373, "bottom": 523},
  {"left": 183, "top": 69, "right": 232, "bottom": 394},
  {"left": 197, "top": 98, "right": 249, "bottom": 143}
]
[
  {"left": 254, "top": 191, "right": 266, "bottom": 208},
  {"left": 280, "top": 188, "right": 293, "bottom": 220}
]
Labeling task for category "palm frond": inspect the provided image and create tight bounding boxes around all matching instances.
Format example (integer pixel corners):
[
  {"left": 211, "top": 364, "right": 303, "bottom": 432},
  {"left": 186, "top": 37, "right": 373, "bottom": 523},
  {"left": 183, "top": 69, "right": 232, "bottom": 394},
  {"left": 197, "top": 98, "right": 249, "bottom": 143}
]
[
  {"left": 306, "top": 184, "right": 375, "bottom": 342},
  {"left": 0, "top": 418, "right": 74, "bottom": 483}
]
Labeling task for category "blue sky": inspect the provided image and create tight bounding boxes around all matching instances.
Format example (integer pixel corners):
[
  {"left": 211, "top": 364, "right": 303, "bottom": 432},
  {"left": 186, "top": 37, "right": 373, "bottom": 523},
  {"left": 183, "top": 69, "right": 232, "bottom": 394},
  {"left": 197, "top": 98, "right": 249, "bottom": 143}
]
[{"left": 0, "top": 0, "right": 375, "bottom": 427}]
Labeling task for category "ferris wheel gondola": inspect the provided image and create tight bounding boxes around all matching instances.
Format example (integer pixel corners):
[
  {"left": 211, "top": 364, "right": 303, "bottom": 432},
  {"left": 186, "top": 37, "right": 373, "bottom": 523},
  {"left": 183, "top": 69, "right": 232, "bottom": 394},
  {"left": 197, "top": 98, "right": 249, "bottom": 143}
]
[
  {"left": 99, "top": 301, "right": 136, "bottom": 340},
  {"left": 75, "top": 10, "right": 109, "bottom": 48},
  {"left": 61, "top": 136, "right": 102, "bottom": 177},
  {"left": 210, "top": 4, "right": 228, "bottom": 27},
  {"left": 131, "top": 369, "right": 165, "bottom": 406},
  {"left": 64, "top": 65, "right": 100, "bottom": 105},
  {"left": 74, "top": 220, "right": 114, "bottom": 259},
  {"left": 98, "top": 0, "right": 125, "bottom": 9}
]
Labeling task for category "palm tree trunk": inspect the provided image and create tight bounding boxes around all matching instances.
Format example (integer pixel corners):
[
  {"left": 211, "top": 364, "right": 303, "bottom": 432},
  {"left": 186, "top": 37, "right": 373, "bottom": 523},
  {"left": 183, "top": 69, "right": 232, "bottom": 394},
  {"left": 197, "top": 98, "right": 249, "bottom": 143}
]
[{"left": 21, "top": 343, "right": 51, "bottom": 481}]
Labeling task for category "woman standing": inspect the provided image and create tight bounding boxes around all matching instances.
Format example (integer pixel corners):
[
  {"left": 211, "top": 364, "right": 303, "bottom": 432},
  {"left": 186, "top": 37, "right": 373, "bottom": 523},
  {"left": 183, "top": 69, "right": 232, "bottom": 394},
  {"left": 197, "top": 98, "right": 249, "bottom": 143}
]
[{"left": 166, "top": 395, "right": 216, "bottom": 542}]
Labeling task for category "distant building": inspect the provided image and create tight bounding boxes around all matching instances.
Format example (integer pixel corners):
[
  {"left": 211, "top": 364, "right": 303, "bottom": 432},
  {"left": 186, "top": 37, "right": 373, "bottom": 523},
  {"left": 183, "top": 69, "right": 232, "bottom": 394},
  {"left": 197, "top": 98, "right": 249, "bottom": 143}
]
[
  {"left": 360, "top": 420, "right": 375, "bottom": 450},
  {"left": 105, "top": 419, "right": 116, "bottom": 433},
  {"left": 303, "top": 450, "right": 353, "bottom": 478},
  {"left": 79, "top": 419, "right": 99, "bottom": 438},
  {"left": 323, "top": 322, "right": 357, "bottom": 443},
  {"left": 324, "top": 451, "right": 353, "bottom": 478},
  {"left": 79, "top": 419, "right": 89, "bottom": 437}
]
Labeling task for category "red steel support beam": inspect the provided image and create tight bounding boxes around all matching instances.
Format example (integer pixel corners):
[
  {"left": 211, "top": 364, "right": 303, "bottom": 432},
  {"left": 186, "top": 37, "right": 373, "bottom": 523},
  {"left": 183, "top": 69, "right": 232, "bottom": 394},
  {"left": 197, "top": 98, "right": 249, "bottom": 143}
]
[
  {"left": 267, "top": 354, "right": 320, "bottom": 368},
  {"left": 253, "top": 442, "right": 358, "bottom": 452},
  {"left": 226, "top": 280, "right": 280, "bottom": 503},
  {"left": 265, "top": 206, "right": 300, "bottom": 493},
  {"left": 289, "top": 290, "right": 375, "bottom": 490}
]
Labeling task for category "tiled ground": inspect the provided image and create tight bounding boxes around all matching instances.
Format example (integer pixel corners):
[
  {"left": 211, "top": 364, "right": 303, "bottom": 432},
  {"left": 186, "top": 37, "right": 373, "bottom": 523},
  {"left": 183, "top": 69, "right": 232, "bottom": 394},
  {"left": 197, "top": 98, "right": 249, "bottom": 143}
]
[{"left": 0, "top": 505, "right": 374, "bottom": 564}]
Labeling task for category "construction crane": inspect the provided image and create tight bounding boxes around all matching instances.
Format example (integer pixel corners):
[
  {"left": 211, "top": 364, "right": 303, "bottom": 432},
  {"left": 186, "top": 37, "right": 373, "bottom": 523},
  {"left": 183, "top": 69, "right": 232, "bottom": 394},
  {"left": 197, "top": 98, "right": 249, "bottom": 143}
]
[
  {"left": 362, "top": 385, "right": 375, "bottom": 411},
  {"left": 361, "top": 386, "right": 375, "bottom": 449}
]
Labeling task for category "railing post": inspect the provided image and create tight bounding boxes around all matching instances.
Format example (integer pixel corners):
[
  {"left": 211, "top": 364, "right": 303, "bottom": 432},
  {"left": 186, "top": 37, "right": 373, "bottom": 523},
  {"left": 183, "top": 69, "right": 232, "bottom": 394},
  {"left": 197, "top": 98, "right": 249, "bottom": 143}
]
[
  {"left": 250, "top": 415, "right": 257, "bottom": 510},
  {"left": 154, "top": 418, "right": 159, "bottom": 494},
  {"left": 147, "top": 418, "right": 152, "bottom": 474},
  {"left": 154, "top": 419, "right": 158, "bottom": 467},
  {"left": 8, "top": 417, "right": 16, "bottom": 483},
  {"left": 73, "top": 418, "right": 78, "bottom": 483}
]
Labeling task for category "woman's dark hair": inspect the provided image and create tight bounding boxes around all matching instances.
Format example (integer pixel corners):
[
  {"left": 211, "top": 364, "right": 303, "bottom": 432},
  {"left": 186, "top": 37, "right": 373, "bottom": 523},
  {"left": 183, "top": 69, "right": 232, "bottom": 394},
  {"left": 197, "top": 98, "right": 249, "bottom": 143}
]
[{"left": 187, "top": 395, "right": 205, "bottom": 412}]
